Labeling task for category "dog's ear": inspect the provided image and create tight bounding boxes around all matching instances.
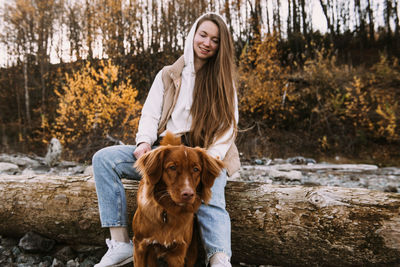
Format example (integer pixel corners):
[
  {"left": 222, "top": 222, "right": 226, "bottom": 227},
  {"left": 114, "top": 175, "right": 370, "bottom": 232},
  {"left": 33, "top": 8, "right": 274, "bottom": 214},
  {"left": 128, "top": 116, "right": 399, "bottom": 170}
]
[
  {"left": 195, "top": 148, "right": 225, "bottom": 204},
  {"left": 134, "top": 147, "right": 165, "bottom": 184}
]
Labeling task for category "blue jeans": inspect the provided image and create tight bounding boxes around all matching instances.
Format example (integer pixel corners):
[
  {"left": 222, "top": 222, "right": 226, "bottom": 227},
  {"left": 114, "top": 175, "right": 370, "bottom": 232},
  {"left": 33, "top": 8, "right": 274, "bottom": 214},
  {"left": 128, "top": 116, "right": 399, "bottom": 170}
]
[{"left": 92, "top": 145, "right": 232, "bottom": 261}]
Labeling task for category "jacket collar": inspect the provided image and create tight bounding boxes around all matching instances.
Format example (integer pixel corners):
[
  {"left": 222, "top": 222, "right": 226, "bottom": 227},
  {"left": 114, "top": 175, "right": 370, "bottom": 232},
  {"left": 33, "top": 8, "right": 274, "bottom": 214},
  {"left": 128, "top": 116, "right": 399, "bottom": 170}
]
[{"left": 168, "top": 55, "right": 185, "bottom": 82}]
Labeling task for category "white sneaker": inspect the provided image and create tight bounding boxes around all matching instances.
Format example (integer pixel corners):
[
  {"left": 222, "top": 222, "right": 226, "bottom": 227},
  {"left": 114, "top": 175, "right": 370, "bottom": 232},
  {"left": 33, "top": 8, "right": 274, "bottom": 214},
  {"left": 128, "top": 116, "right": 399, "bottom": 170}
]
[
  {"left": 94, "top": 239, "right": 133, "bottom": 267},
  {"left": 209, "top": 252, "right": 232, "bottom": 267}
]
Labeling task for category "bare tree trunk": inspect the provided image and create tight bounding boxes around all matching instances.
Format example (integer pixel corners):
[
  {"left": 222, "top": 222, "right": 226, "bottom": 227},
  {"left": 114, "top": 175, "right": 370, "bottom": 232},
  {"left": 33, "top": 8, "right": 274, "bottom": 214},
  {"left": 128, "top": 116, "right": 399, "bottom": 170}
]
[
  {"left": 39, "top": 59, "right": 46, "bottom": 116},
  {"left": 0, "top": 174, "right": 400, "bottom": 266},
  {"left": 366, "top": 0, "right": 375, "bottom": 42},
  {"left": 394, "top": 0, "right": 400, "bottom": 42},
  {"left": 275, "top": 0, "right": 282, "bottom": 39},
  {"left": 300, "top": 0, "right": 307, "bottom": 36},
  {"left": 85, "top": 0, "right": 94, "bottom": 60},
  {"left": 287, "top": 0, "right": 292, "bottom": 35},
  {"left": 265, "top": 0, "right": 271, "bottom": 34},
  {"left": 23, "top": 55, "right": 31, "bottom": 126},
  {"left": 385, "top": 0, "right": 393, "bottom": 38},
  {"left": 1, "top": 124, "right": 8, "bottom": 151},
  {"left": 319, "top": 0, "right": 335, "bottom": 40}
]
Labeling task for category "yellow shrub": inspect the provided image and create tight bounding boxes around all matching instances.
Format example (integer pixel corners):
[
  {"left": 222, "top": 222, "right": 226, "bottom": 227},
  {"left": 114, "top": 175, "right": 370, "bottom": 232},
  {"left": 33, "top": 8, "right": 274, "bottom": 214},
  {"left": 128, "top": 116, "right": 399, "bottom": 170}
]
[
  {"left": 306, "top": 52, "right": 400, "bottom": 144},
  {"left": 238, "top": 33, "right": 295, "bottom": 126},
  {"left": 53, "top": 59, "right": 142, "bottom": 159},
  {"left": 375, "top": 100, "right": 398, "bottom": 141},
  {"left": 368, "top": 54, "right": 400, "bottom": 141},
  {"left": 343, "top": 76, "right": 373, "bottom": 133}
]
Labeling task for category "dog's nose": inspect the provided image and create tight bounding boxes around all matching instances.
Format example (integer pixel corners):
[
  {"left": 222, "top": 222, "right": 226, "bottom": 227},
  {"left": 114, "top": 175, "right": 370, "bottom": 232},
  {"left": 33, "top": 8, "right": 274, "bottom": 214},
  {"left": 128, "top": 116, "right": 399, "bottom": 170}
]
[{"left": 181, "top": 189, "right": 194, "bottom": 201}]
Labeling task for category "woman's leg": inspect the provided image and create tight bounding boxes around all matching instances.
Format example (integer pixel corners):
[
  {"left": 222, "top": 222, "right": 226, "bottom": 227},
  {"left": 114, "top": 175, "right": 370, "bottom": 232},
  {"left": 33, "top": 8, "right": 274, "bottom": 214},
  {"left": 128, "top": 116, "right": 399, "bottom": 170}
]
[
  {"left": 197, "top": 169, "right": 232, "bottom": 266},
  {"left": 92, "top": 145, "right": 141, "bottom": 228},
  {"left": 92, "top": 145, "right": 141, "bottom": 267}
]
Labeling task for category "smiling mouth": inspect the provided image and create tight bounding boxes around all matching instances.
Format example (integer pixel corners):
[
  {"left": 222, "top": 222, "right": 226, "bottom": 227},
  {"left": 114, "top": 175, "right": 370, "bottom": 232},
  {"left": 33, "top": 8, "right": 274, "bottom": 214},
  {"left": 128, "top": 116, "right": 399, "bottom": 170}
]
[{"left": 199, "top": 47, "right": 209, "bottom": 53}]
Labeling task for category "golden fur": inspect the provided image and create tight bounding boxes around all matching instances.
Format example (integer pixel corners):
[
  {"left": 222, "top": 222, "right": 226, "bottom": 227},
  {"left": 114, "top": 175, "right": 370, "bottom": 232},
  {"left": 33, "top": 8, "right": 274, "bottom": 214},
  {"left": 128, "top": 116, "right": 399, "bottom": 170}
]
[{"left": 132, "top": 132, "right": 224, "bottom": 267}]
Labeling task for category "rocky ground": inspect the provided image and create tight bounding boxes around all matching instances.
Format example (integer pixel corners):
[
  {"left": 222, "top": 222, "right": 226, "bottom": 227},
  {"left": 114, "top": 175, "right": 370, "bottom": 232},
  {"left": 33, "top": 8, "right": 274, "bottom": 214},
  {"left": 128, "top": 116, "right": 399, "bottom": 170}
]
[
  {"left": 235, "top": 156, "right": 400, "bottom": 193},
  {"left": 0, "top": 233, "right": 269, "bottom": 267},
  {"left": 0, "top": 233, "right": 104, "bottom": 267},
  {"left": 0, "top": 152, "right": 399, "bottom": 267}
]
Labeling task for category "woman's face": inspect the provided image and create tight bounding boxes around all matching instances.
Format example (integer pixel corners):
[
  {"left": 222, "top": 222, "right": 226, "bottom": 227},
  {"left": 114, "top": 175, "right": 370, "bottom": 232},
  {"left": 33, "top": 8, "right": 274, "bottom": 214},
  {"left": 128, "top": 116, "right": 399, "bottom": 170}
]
[{"left": 193, "top": 20, "right": 220, "bottom": 61}]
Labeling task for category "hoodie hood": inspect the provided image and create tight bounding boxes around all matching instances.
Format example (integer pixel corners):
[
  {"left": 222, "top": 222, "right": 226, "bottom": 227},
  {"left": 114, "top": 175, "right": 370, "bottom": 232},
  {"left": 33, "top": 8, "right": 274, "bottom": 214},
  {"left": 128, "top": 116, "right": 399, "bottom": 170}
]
[{"left": 183, "top": 12, "right": 227, "bottom": 73}]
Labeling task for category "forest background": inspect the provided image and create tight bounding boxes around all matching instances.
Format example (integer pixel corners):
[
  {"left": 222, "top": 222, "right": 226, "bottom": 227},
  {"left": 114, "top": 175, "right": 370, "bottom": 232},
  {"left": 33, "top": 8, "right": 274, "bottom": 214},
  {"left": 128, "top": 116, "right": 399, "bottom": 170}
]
[{"left": 0, "top": 0, "right": 399, "bottom": 166}]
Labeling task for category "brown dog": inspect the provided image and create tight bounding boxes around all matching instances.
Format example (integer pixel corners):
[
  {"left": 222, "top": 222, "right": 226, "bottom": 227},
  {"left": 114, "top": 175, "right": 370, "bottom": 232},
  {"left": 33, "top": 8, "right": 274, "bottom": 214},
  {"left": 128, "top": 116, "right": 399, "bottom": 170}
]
[{"left": 132, "top": 132, "right": 224, "bottom": 267}]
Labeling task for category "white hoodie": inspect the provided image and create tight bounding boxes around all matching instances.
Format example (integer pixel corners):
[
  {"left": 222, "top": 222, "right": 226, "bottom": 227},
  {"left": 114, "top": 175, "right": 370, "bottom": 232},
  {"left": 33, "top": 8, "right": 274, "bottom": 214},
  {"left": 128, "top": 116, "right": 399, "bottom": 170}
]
[{"left": 135, "top": 13, "right": 238, "bottom": 160}]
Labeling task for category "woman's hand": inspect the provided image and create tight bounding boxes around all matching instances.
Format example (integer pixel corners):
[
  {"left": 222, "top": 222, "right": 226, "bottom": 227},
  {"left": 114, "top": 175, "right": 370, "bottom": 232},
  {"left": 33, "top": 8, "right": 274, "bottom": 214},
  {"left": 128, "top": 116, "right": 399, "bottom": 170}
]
[{"left": 133, "top": 142, "right": 151, "bottom": 159}]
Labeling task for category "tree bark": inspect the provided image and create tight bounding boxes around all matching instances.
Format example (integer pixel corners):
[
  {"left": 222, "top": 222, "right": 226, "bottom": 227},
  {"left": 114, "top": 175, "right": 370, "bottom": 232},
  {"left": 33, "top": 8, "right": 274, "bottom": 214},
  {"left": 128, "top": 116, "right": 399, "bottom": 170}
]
[{"left": 0, "top": 174, "right": 399, "bottom": 266}]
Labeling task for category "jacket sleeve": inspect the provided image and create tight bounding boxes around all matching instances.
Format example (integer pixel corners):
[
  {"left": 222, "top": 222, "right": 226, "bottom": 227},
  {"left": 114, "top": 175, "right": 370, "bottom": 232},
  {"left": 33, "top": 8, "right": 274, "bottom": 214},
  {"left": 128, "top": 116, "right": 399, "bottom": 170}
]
[
  {"left": 207, "top": 90, "right": 239, "bottom": 160},
  {"left": 135, "top": 70, "right": 164, "bottom": 146}
]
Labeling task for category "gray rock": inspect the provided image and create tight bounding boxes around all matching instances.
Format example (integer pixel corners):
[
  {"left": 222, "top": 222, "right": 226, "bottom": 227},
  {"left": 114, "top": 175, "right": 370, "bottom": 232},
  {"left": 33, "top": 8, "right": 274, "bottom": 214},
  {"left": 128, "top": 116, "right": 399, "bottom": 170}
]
[
  {"left": 83, "top": 165, "right": 93, "bottom": 176},
  {"left": 287, "top": 156, "right": 316, "bottom": 165},
  {"left": 79, "top": 257, "right": 98, "bottom": 267},
  {"left": 32, "top": 165, "right": 51, "bottom": 174},
  {"left": 16, "top": 253, "right": 42, "bottom": 265},
  {"left": 65, "top": 165, "right": 86, "bottom": 175},
  {"left": 38, "top": 256, "right": 53, "bottom": 267},
  {"left": 254, "top": 159, "right": 264, "bottom": 165},
  {"left": 57, "top": 161, "right": 78, "bottom": 168},
  {"left": 0, "top": 154, "right": 41, "bottom": 168},
  {"left": 51, "top": 258, "right": 65, "bottom": 267},
  {"left": 0, "top": 245, "right": 12, "bottom": 263},
  {"left": 267, "top": 168, "right": 303, "bottom": 181},
  {"left": 384, "top": 185, "right": 398, "bottom": 193},
  {"left": 11, "top": 246, "right": 21, "bottom": 257},
  {"left": 53, "top": 246, "right": 76, "bottom": 263},
  {"left": 66, "top": 259, "right": 80, "bottom": 267},
  {"left": 18, "top": 232, "right": 55, "bottom": 253},
  {"left": 38, "top": 259, "right": 53, "bottom": 267},
  {"left": 0, "top": 162, "right": 19, "bottom": 174},
  {"left": 45, "top": 138, "right": 62, "bottom": 167}
]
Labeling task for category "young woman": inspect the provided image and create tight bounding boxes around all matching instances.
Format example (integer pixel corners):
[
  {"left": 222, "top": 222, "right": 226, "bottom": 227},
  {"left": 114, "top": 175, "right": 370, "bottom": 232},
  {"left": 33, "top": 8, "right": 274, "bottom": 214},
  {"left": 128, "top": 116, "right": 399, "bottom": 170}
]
[{"left": 93, "top": 12, "right": 240, "bottom": 267}]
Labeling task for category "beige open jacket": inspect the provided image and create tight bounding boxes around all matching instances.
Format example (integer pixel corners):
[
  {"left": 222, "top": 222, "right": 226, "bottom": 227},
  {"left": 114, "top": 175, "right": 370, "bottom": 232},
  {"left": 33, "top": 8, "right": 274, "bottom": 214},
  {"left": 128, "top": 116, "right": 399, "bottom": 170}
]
[{"left": 157, "top": 56, "right": 241, "bottom": 176}]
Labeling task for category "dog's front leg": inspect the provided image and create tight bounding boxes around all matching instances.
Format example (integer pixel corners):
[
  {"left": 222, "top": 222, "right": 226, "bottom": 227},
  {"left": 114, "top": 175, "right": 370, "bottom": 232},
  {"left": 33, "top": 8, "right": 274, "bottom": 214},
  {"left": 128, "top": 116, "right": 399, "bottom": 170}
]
[
  {"left": 145, "top": 248, "right": 158, "bottom": 267},
  {"left": 133, "top": 240, "right": 147, "bottom": 267},
  {"left": 165, "top": 255, "right": 185, "bottom": 267},
  {"left": 164, "top": 244, "right": 187, "bottom": 267}
]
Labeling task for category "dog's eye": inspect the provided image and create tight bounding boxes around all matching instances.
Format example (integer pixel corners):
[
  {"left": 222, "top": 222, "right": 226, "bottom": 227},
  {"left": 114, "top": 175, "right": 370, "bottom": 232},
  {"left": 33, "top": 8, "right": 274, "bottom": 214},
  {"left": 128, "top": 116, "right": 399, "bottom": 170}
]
[
  {"left": 169, "top": 165, "right": 176, "bottom": 171},
  {"left": 193, "top": 167, "right": 199, "bottom": 172}
]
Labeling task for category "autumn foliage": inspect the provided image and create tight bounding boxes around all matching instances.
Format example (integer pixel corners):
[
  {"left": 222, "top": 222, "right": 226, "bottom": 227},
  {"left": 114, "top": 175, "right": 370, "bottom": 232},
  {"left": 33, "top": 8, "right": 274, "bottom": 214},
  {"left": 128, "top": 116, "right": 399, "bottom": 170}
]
[
  {"left": 1, "top": 0, "right": 400, "bottom": 163},
  {"left": 53, "top": 60, "right": 142, "bottom": 160},
  {"left": 300, "top": 51, "right": 400, "bottom": 147},
  {"left": 237, "top": 35, "right": 400, "bottom": 156},
  {"left": 238, "top": 34, "right": 296, "bottom": 127}
]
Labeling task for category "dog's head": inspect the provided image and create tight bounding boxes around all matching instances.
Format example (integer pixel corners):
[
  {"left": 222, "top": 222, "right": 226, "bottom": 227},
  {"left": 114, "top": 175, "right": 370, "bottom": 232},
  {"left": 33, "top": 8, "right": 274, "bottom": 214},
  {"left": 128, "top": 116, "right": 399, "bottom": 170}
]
[{"left": 134, "top": 132, "right": 224, "bottom": 208}]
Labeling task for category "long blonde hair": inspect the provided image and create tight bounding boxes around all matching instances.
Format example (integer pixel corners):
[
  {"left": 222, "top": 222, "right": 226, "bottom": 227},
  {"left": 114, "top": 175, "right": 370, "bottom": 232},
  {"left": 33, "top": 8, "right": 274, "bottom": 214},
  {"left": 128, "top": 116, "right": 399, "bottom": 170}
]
[{"left": 189, "top": 14, "right": 237, "bottom": 148}]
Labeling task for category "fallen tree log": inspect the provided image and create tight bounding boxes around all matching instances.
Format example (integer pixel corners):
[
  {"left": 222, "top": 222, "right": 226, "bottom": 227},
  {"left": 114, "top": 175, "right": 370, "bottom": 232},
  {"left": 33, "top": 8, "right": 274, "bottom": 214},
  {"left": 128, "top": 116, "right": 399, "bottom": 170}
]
[{"left": 0, "top": 174, "right": 399, "bottom": 266}]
